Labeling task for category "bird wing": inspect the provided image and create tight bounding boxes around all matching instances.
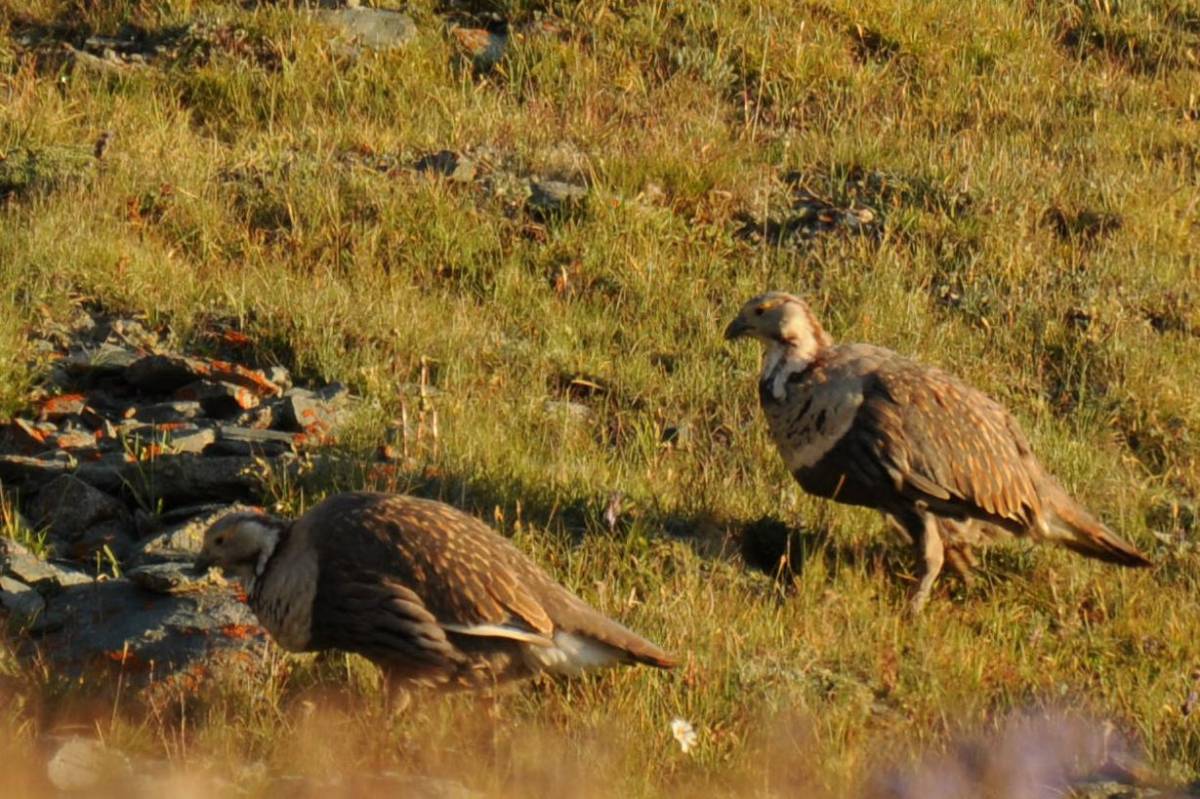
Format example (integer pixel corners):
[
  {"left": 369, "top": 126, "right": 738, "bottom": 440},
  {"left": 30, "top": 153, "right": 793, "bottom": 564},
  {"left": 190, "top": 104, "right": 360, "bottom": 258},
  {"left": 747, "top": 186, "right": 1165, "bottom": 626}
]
[
  {"left": 308, "top": 559, "right": 464, "bottom": 671},
  {"left": 857, "top": 359, "right": 1042, "bottom": 528},
  {"left": 312, "top": 493, "right": 555, "bottom": 640}
]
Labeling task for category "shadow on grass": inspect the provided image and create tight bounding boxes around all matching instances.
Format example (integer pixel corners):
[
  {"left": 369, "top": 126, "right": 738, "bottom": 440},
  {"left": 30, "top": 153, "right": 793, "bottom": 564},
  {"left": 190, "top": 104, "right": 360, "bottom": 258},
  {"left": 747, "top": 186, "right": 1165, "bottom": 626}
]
[{"left": 295, "top": 451, "right": 932, "bottom": 593}]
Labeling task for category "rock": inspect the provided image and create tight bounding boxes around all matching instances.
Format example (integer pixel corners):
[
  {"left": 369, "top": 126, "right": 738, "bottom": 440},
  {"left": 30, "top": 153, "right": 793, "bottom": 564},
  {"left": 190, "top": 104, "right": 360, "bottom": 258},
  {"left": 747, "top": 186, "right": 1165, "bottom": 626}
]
[
  {"left": 124, "top": 354, "right": 201, "bottom": 392},
  {"left": 216, "top": 426, "right": 297, "bottom": 446},
  {"left": 415, "top": 150, "right": 477, "bottom": 182},
  {"left": 38, "top": 393, "right": 87, "bottom": 421},
  {"left": 66, "top": 307, "right": 99, "bottom": 338},
  {"left": 29, "top": 474, "right": 132, "bottom": 550},
  {"left": 2, "top": 538, "right": 67, "bottom": 587},
  {"left": 265, "top": 365, "right": 292, "bottom": 392},
  {"left": 175, "top": 380, "right": 261, "bottom": 417},
  {"left": 842, "top": 206, "right": 875, "bottom": 231},
  {"left": 28, "top": 577, "right": 266, "bottom": 679},
  {"left": 110, "top": 318, "right": 157, "bottom": 350},
  {"left": 315, "top": 382, "right": 351, "bottom": 404},
  {"left": 163, "top": 426, "right": 217, "bottom": 454},
  {"left": 0, "top": 575, "right": 46, "bottom": 624},
  {"left": 74, "top": 519, "right": 136, "bottom": 563},
  {"left": 0, "top": 454, "right": 71, "bottom": 485},
  {"left": 67, "top": 44, "right": 141, "bottom": 75},
  {"left": 46, "top": 736, "right": 131, "bottom": 792},
  {"left": 126, "top": 354, "right": 280, "bottom": 399},
  {"left": 131, "top": 400, "right": 204, "bottom": 423},
  {"left": 451, "top": 25, "right": 508, "bottom": 72},
  {"left": 209, "top": 425, "right": 297, "bottom": 457},
  {"left": 126, "top": 562, "right": 216, "bottom": 595},
  {"left": 47, "top": 428, "right": 99, "bottom": 452},
  {"left": 528, "top": 179, "right": 587, "bottom": 219},
  {"left": 281, "top": 390, "right": 348, "bottom": 439},
  {"left": 1, "top": 418, "right": 49, "bottom": 452},
  {"left": 1, "top": 538, "right": 93, "bottom": 589},
  {"left": 235, "top": 402, "right": 280, "bottom": 430},
  {"left": 314, "top": 7, "right": 417, "bottom": 52},
  {"left": 61, "top": 343, "right": 141, "bottom": 378}
]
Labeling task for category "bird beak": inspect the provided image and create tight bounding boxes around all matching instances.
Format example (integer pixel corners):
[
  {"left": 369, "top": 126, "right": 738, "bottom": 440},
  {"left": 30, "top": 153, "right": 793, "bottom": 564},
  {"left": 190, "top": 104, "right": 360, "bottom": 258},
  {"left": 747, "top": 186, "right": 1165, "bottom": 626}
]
[{"left": 724, "top": 317, "right": 751, "bottom": 341}]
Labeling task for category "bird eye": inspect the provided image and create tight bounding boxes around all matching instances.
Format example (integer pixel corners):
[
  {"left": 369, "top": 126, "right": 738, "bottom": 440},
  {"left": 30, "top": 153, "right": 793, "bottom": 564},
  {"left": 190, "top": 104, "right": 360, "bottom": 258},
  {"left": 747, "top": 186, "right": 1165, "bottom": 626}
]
[
  {"left": 754, "top": 306, "right": 765, "bottom": 316},
  {"left": 215, "top": 536, "right": 226, "bottom": 545}
]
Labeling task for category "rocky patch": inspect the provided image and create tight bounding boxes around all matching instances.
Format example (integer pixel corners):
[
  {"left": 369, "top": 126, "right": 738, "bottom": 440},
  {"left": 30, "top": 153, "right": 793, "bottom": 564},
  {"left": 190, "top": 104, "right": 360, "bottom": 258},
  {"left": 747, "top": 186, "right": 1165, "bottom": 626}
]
[{"left": 0, "top": 306, "right": 360, "bottom": 689}]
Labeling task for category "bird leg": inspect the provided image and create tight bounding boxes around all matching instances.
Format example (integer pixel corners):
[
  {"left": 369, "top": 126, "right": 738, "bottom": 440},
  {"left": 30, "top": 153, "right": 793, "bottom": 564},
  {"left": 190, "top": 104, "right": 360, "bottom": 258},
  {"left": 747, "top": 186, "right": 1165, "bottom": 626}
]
[
  {"left": 944, "top": 545, "right": 976, "bottom": 589},
  {"left": 884, "top": 513, "right": 915, "bottom": 546},
  {"left": 910, "top": 514, "right": 944, "bottom": 615},
  {"left": 380, "top": 675, "right": 412, "bottom": 720}
]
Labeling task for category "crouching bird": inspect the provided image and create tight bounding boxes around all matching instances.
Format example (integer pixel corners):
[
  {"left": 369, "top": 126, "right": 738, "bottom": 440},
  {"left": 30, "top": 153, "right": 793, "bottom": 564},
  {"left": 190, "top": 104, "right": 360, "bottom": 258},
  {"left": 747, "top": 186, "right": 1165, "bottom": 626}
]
[
  {"left": 196, "top": 491, "right": 675, "bottom": 692},
  {"left": 724, "top": 291, "right": 1151, "bottom": 613}
]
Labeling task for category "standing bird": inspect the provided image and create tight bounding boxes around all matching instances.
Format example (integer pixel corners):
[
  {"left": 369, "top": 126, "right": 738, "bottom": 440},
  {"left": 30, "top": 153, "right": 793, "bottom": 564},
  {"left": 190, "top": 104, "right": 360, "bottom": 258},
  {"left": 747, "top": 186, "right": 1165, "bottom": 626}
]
[
  {"left": 196, "top": 491, "right": 674, "bottom": 693},
  {"left": 724, "top": 291, "right": 1151, "bottom": 612}
]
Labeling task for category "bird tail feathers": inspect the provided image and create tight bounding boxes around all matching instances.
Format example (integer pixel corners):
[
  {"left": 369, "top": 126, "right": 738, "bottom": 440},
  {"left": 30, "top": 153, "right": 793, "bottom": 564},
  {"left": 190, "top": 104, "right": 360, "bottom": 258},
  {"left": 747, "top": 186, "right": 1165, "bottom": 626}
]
[{"left": 1042, "top": 480, "right": 1151, "bottom": 567}]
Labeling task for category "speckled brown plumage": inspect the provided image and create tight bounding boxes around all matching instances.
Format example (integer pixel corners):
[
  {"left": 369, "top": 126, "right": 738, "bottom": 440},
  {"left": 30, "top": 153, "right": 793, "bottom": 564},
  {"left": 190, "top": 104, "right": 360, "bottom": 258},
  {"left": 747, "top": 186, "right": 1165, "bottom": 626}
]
[
  {"left": 198, "top": 492, "right": 675, "bottom": 690},
  {"left": 725, "top": 291, "right": 1151, "bottom": 611}
]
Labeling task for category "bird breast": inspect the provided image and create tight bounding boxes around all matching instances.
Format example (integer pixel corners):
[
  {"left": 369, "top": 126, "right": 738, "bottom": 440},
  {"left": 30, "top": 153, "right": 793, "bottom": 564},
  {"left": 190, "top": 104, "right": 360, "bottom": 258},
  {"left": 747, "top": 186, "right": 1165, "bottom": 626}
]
[
  {"left": 252, "top": 543, "right": 319, "bottom": 652},
  {"left": 763, "top": 366, "right": 866, "bottom": 472}
]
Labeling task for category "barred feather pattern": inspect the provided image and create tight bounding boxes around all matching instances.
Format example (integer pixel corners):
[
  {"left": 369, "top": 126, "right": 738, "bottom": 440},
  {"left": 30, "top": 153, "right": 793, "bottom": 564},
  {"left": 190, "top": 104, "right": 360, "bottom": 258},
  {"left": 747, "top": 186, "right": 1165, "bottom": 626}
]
[
  {"left": 258, "top": 492, "right": 675, "bottom": 689},
  {"left": 727, "top": 291, "right": 1150, "bottom": 608}
]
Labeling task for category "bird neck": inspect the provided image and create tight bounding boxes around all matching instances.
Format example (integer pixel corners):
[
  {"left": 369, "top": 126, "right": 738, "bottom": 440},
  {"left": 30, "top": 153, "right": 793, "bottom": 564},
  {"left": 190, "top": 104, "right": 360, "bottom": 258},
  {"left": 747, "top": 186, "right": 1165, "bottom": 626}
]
[
  {"left": 245, "top": 523, "right": 286, "bottom": 598},
  {"left": 254, "top": 527, "right": 281, "bottom": 578},
  {"left": 760, "top": 334, "right": 829, "bottom": 402}
]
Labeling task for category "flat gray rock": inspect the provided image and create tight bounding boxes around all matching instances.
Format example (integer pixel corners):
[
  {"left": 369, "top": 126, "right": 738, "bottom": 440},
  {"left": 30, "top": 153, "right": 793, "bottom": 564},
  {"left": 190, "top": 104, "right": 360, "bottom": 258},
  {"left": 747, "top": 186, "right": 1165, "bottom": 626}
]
[
  {"left": 30, "top": 578, "right": 266, "bottom": 680},
  {"left": 126, "top": 562, "right": 218, "bottom": 595},
  {"left": 2, "top": 538, "right": 61, "bottom": 586},
  {"left": 314, "top": 8, "right": 417, "bottom": 52},
  {"left": 216, "top": 425, "right": 297, "bottom": 445},
  {"left": 281, "top": 391, "right": 349, "bottom": 438},
  {"left": 124, "top": 354, "right": 200, "bottom": 392},
  {"left": 30, "top": 474, "right": 131, "bottom": 543},
  {"left": 59, "top": 343, "right": 141, "bottom": 377},
  {"left": 29, "top": 474, "right": 133, "bottom": 559},
  {"left": 0, "top": 575, "right": 46, "bottom": 624},
  {"left": 0, "top": 453, "right": 71, "bottom": 486},
  {"left": 175, "top": 379, "right": 260, "bottom": 417},
  {"left": 131, "top": 400, "right": 204, "bottom": 423},
  {"left": 164, "top": 425, "right": 217, "bottom": 454}
]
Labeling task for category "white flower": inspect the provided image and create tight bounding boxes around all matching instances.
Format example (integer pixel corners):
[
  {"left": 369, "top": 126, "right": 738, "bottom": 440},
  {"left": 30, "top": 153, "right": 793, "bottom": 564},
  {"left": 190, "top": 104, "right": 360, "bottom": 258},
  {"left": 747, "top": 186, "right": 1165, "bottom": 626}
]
[{"left": 670, "top": 718, "right": 698, "bottom": 754}]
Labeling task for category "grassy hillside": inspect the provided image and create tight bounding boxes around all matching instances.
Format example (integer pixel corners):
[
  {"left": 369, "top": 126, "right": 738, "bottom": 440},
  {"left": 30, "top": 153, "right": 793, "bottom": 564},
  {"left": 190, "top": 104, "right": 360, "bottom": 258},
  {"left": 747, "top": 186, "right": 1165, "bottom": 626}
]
[{"left": 1, "top": 0, "right": 1198, "bottom": 796}]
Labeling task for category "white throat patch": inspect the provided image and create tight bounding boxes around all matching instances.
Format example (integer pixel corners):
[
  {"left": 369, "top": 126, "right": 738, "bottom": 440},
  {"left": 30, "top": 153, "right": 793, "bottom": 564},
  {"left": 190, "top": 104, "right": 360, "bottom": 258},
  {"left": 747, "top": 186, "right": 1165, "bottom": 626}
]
[
  {"left": 762, "top": 341, "right": 815, "bottom": 401},
  {"left": 253, "top": 523, "right": 281, "bottom": 577},
  {"left": 238, "top": 520, "right": 281, "bottom": 595}
]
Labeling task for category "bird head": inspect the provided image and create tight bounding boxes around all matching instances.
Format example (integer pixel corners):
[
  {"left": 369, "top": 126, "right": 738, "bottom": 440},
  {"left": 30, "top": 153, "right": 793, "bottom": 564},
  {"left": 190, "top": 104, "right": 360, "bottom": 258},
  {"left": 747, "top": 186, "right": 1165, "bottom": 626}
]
[
  {"left": 196, "top": 510, "right": 287, "bottom": 585},
  {"left": 724, "top": 292, "right": 832, "bottom": 358}
]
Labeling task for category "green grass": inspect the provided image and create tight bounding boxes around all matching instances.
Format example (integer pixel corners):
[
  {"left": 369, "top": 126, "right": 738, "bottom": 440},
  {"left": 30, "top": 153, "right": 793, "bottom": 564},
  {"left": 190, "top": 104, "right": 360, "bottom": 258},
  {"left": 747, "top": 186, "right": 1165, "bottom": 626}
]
[{"left": 1, "top": 0, "right": 1198, "bottom": 796}]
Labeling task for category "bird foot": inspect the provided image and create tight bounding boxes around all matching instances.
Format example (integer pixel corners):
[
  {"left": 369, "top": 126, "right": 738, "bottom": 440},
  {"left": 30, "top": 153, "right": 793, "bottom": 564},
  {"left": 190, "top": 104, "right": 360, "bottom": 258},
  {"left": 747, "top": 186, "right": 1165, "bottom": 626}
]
[{"left": 908, "top": 584, "right": 933, "bottom": 617}]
